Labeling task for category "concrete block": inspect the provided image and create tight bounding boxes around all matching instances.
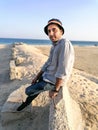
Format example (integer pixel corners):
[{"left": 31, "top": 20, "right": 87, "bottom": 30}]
[
  {"left": 10, "top": 60, "right": 16, "bottom": 80},
  {"left": 10, "top": 60, "right": 23, "bottom": 80},
  {"left": 15, "top": 56, "right": 25, "bottom": 65},
  {"left": 49, "top": 85, "right": 84, "bottom": 130},
  {"left": 1, "top": 84, "right": 31, "bottom": 125}
]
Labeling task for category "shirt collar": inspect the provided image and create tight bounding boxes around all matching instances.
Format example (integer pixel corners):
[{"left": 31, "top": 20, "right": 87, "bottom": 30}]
[{"left": 52, "top": 38, "right": 63, "bottom": 46}]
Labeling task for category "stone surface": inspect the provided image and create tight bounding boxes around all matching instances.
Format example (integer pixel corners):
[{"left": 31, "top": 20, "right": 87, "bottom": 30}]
[
  {"left": 1, "top": 84, "right": 30, "bottom": 125},
  {"left": 15, "top": 56, "right": 25, "bottom": 65},
  {"left": 49, "top": 85, "right": 84, "bottom": 130},
  {"left": 10, "top": 60, "right": 16, "bottom": 80},
  {"left": 10, "top": 60, "right": 23, "bottom": 80},
  {"left": 1, "top": 83, "right": 50, "bottom": 126},
  {"left": 68, "top": 69, "right": 98, "bottom": 130}
]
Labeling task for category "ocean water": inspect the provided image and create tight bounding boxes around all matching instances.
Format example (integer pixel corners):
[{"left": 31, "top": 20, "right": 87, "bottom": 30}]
[{"left": 0, "top": 38, "right": 98, "bottom": 46}]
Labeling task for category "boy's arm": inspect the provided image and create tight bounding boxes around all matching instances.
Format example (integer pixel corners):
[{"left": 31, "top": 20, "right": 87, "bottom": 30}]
[{"left": 31, "top": 70, "right": 44, "bottom": 84}]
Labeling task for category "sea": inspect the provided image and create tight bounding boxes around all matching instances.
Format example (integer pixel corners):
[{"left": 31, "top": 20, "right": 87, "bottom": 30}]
[{"left": 0, "top": 38, "right": 98, "bottom": 46}]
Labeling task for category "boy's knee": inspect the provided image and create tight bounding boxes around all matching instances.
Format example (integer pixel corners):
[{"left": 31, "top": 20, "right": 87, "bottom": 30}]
[{"left": 25, "top": 87, "right": 30, "bottom": 95}]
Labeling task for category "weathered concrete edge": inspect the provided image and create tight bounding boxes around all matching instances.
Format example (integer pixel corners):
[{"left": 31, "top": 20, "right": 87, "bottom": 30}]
[{"left": 49, "top": 85, "right": 85, "bottom": 130}]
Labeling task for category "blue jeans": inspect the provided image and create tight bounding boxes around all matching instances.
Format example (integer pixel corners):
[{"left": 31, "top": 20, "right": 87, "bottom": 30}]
[
  {"left": 23, "top": 78, "right": 55, "bottom": 105},
  {"left": 25, "top": 80, "right": 55, "bottom": 96}
]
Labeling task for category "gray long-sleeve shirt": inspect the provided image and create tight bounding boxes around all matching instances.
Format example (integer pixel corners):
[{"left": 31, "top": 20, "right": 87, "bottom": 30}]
[{"left": 42, "top": 38, "right": 74, "bottom": 85}]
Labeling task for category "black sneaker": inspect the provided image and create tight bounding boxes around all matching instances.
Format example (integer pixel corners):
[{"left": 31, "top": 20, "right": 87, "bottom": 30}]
[{"left": 17, "top": 102, "right": 28, "bottom": 111}]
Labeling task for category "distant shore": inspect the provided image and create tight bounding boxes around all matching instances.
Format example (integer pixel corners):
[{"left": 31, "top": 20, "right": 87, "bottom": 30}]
[{"left": 0, "top": 37, "right": 98, "bottom": 46}]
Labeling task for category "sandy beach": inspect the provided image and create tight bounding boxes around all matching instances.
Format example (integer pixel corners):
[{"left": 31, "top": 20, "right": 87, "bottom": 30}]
[{"left": 0, "top": 44, "right": 98, "bottom": 130}]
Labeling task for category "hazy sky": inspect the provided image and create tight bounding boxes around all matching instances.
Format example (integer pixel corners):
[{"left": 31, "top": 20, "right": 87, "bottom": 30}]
[{"left": 0, "top": 0, "right": 98, "bottom": 41}]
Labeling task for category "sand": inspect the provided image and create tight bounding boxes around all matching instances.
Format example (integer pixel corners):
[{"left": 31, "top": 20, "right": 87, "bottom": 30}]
[{"left": 0, "top": 44, "right": 98, "bottom": 130}]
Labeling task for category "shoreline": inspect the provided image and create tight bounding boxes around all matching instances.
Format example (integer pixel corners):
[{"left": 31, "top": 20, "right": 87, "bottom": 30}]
[{"left": 0, "top": 42, "right": 98, "bottom": 47}]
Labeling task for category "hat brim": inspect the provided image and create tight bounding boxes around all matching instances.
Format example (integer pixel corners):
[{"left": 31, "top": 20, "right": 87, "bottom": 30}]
[{"left": 44, "top": 22, "right": 64, "bottom": 35}]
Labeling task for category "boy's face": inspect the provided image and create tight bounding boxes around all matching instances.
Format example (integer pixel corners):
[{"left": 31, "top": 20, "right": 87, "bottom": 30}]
[{"left": 47, "top": 24, "right": 63, "bottom": 43}]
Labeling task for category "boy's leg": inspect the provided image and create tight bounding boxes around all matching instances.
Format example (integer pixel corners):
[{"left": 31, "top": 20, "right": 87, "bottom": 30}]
[
  {"left": 17, "top": 79, "right": 55, "bottom": 111},
  {"left": 17, "top": 94, "right": 39, "bottom": 111},
  {"left": 17, "top": 80, "right": 47, "bottom": 111}
]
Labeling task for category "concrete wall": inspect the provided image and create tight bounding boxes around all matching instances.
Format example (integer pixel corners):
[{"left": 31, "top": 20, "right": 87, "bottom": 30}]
[{"left": 49, "top": 85, "right": 84, "bottom": 130}]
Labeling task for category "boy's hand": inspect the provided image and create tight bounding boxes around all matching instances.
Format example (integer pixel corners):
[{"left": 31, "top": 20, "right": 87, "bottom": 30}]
[
  {"left": 49, "top": 90, "right": 58, "bottom": 99},
  {"left": 31, "top": 77, "right": 37, "bottom": 84}
]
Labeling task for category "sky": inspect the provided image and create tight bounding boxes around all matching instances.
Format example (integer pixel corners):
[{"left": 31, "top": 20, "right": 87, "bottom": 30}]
[{"left": 0, "top": 0, "right": 98, "bottom": 41}]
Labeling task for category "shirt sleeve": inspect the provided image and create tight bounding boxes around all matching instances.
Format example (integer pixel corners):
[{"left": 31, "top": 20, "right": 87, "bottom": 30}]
[
  {"left": 55, "top": 40, "right": 74, "bottom": 79},
  {"left": 41, "top": 58, "right": 50, "bottom": 72},
  {"left": 41, "top": 47, "right": 53, "bottom": 72}
]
